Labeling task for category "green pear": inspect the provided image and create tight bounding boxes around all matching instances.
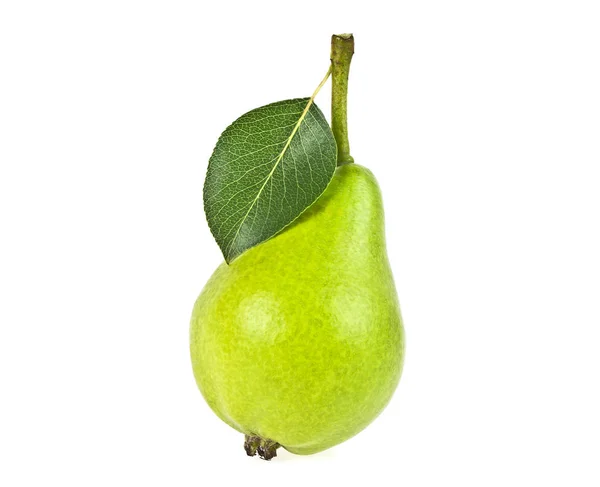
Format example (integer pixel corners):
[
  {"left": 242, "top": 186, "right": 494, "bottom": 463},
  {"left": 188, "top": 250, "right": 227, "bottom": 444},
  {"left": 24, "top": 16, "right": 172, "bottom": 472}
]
[{"left": 190, "top": 163, "right": 405, "bottom": 458}]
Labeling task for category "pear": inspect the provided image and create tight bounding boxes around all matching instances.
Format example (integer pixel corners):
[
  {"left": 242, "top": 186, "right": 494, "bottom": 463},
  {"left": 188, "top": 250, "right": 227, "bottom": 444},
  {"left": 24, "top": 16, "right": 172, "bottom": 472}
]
[{"left": 190, "top": 163, "right": 405, "bottom": 458}]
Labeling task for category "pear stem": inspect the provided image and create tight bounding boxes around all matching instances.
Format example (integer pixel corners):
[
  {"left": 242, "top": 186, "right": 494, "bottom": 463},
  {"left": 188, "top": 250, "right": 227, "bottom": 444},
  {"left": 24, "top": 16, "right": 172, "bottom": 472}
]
[{"left": 331, "top": 33, "right": 355, "bottom": 166}]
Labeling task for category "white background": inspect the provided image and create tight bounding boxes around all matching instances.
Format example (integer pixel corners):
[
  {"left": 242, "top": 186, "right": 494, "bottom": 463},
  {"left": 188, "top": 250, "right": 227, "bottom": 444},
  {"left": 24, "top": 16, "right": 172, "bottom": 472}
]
[{"left": 1, "top": 1, "right": 599, "bottom": 485}]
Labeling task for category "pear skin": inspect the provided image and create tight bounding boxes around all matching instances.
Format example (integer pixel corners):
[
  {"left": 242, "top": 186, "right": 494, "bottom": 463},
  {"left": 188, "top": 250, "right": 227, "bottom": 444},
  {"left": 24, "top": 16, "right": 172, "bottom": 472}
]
[{"left": 190, "top": 163, "right": 405, "bottom": 455}]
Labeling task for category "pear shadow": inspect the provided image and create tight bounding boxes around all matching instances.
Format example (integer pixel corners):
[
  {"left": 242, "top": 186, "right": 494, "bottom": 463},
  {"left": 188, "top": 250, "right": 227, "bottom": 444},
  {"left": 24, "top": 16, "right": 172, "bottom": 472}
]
[
  {"left": 279, "top": 180, "right": 338, "bottom": 235},
  {"left": 271, "top": 446, "right": 338, "bottom": 463}
]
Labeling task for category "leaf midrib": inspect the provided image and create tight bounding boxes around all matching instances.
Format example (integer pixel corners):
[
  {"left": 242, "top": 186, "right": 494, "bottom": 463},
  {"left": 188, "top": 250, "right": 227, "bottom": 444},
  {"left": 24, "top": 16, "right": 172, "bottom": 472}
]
[{"left": 224, "top": 99, "right": 317, "bottom": 258}]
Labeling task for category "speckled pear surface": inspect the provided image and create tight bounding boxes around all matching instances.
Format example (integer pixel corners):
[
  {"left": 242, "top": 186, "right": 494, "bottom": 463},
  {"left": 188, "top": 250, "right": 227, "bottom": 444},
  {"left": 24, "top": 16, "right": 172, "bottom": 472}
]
[{"left": 190, "top": 164, "right": 404, "bottom": 455}]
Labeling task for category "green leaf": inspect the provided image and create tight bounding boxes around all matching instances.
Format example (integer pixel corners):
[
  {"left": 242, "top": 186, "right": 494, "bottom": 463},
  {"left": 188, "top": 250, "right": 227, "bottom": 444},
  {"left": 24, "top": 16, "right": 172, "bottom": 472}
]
[{"left": 203, "top": 98, "right": 337, "bottom": 263}]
